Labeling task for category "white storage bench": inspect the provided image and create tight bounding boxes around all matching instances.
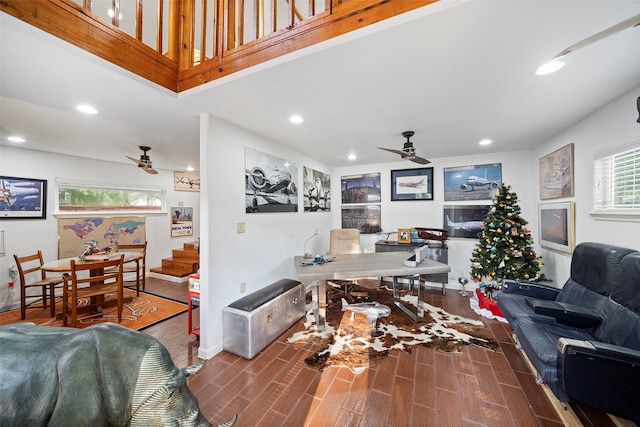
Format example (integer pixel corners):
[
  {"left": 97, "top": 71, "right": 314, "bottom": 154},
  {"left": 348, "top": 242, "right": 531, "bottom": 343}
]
[{"left": 222, "top": 278, "right": 305, "bottom": 359}]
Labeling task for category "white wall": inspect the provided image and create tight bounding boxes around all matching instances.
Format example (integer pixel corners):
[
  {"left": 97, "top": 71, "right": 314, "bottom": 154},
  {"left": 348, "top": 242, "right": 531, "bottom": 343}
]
[
  {"left": 0, "top": 145, "right": 200, "bottom": 310},
  {"left": 531, "top": 86, "right": 640, "bottom": 282},
  {"left": 333, "top": 149, "right": 535, "bottom": 291},
  {"left": 198, "top": 115, "right": 333, "bottom": 358}
]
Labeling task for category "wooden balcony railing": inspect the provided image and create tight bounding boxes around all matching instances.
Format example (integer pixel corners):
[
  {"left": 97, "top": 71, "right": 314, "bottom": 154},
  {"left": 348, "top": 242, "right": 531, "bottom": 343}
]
[{"left": 1, "top": 0, "right": 436, "bottom": 92}]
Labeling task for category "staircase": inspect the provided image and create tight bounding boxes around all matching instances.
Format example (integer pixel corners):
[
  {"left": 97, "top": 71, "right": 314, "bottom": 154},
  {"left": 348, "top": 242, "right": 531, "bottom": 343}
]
[{"left": 150, "top": 241, "right": 199, "bottom": 282}]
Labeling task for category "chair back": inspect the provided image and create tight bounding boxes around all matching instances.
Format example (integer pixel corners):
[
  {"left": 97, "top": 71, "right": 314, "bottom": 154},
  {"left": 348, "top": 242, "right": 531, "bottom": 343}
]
[
  {"left": 329, "top": 229, "right": 361, "bottom": 255},
  {"left": 13, "top": 251, "right": 47, "bottom": 284},
  {"left": 66, "top": 255, "right": 124, "bottom": 291}
]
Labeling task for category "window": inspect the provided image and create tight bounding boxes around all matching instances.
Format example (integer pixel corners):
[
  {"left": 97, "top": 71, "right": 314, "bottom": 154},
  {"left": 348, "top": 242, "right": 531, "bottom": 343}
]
[
  {"left": 55, "top": 178, "right": 166, "bottom": 215},
  {"left": 592, "top": 139, "right": 640, "bottom": 221}
]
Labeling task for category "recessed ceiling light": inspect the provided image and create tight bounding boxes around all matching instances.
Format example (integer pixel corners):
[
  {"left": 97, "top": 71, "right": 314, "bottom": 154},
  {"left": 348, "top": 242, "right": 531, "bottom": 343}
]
[
  {"left": 186, "top": 166, "right": 195, "bottom": 172},
  {"left": 7, "top": 136, "right": 26, "bottom": 143},
  {"left": 479, "top": 139, "right": 493, "bottom": 146},
  {"left": 536, "top": 59, "right": 565, "bottom": 75},
  {"left": 289, "top": 115, "right": 303, "bottom": 124},
  {"left": 76, "top": 104, "right": 98, "bottom": 114},
  {"left": 348, "top": 154, "right": 357, "bottom": 161}
]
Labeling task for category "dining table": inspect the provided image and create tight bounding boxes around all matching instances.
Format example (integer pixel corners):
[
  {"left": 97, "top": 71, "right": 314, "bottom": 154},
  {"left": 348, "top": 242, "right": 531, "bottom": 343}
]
[{"left": 41, "top": 251, "right": 143, "bottom": 317}]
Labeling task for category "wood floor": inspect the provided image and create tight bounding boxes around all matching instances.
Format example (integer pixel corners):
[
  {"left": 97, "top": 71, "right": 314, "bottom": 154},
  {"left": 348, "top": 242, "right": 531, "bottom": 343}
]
[{"left": 142, "top": 277, "right": 619, "bottom": 427}]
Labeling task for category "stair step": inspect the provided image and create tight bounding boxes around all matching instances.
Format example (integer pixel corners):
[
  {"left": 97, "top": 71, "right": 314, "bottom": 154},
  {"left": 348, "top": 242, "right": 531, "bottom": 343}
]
[
  {"left": 161, "top": 258, "right": 198, "bottom": 272},
  {"left": 172, "top": 249, "right": 199, "bottom": 260},
  {"left": 150, "top": 267, "right": 193, "bottom": 278}
]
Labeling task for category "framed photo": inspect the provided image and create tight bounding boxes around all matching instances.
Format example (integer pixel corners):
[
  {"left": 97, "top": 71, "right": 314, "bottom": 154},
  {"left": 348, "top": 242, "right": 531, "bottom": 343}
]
[
  {"left": 538, "top": 202, "right": 575, "bottom": 253},
  {"left": 539, "top": 143, "right": 574, "bottom": 200},
  {"left": 443, "top": 163, "right": 502, "bottom": 201},
  {"left": 0, "top": 176, "right": 47, "bottom": 219},
  {"left": 341, "top": 173, "right": 381, "bottom": 204},
  {"left": 174, "top": 171, "right": 200, "bottom": 192},
  {"left": 398, "top": 228, "right": 411, "bottom": 244},
  {"left": 245, "top": 148, "right": 298, "bottom": 213},
  {"left": 303, "top": 166, "right": 331, "bottom": 212},
  {"left": 171, "top": 207, "right": 194, "bottom": 237},
  {"left": 341, "top": 205, "right": 381, "bottom": 234},
  {"left": 390, "top": 167, "right": 434, "bottom": 201},
  {"left": 442, "top": 204, "right": 490, "bottom": 238}
]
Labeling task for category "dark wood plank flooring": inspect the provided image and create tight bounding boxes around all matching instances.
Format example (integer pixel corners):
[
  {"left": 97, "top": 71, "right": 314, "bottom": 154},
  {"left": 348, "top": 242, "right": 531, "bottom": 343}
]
[{"left": 142, "top": 277, "right": 618, "bottom": 427}]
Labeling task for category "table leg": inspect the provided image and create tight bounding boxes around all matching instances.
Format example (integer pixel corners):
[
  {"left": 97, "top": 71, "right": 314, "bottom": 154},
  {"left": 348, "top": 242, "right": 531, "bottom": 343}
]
[{"left": 310, "top": 279, "right": 327, "bottom": 331}]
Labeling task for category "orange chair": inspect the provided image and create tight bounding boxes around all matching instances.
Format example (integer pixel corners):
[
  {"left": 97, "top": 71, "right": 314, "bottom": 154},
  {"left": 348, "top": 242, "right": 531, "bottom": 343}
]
[
  {"left": 62, "top": 255, "right": 124, "bottom": 328},
  {"left": 13, "top": 251, "right": 64, "bottom": 319}
]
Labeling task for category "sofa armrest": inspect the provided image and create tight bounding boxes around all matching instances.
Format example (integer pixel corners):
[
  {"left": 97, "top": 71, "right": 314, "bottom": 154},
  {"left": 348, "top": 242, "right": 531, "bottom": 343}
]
[
  {"left": 501, "top": 280, "right": 560, "bottom": 300},
  {"left": 557, "top": 338, "right": 640, "bottom": 423},
  {"left": 526, "top": 299, "right": 602, "bottom": 328}
]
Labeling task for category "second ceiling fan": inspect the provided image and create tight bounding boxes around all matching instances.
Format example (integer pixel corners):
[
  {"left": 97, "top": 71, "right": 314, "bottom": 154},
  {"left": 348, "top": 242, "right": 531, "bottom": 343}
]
[{"left": 378, "top": 131, "right": 430, "bottom": 165}]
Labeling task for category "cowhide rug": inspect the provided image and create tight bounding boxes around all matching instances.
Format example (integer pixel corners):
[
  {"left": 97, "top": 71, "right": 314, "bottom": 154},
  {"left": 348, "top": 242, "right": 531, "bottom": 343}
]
[{"left": 287, "top": 283, "right": 499, "bottom": 373}]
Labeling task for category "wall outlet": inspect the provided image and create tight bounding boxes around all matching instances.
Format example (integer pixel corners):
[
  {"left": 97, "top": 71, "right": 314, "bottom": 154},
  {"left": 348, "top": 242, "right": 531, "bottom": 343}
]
[
  {"left": 240, "top": 282, "right": 246, "bottom": 293},
  {"left": 236, "top": 222, "right": 245, "bottom": 234}
]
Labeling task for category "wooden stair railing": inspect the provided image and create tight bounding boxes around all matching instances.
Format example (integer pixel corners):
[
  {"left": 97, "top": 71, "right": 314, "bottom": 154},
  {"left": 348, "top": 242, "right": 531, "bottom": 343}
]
[
  {"left": 1, "top": 0, "right": 437, "bottom": 93},
  {"left": 150, "top": 241, "right": 199, "bottom": 279}
]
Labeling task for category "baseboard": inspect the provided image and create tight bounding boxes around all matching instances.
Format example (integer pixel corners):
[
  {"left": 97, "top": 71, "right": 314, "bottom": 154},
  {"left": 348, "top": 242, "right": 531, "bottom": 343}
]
[{"left": 149, "top": 272, "right": 189, "bottom": 283}]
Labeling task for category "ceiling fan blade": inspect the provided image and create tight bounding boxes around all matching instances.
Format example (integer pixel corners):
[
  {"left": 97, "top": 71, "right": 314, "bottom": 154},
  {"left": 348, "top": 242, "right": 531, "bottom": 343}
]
[
  {"left": 552, "top": 13, "right": 640, "bottom": 60},
  {"left": 126, "top": 155, "right": 145, "bottom": 167},
  {"left": 378, "top": 147, "right": 406, "bottom": 156},
  {"left": 144, "top": 167, "right": 159, "bottom": 175},
  {"left": 410, "top": 156, "right": 431, "bottom": 165}
]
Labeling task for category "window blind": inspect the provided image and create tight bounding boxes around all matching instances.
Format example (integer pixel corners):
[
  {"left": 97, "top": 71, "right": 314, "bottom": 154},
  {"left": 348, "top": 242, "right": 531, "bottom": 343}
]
[{"left": 593, "top": 139, "right": 640, "bottom": 212}]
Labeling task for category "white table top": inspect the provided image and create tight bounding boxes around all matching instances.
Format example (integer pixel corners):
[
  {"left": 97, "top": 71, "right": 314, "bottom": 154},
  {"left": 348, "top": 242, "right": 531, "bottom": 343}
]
[{"left": 294, "top": 251, "right": 451, "bottom": 281}]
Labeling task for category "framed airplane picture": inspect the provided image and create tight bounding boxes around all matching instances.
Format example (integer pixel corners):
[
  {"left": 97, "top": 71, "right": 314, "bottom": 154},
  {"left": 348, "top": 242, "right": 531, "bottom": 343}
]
[
  {"left": 443, "top": 163, "right": 502, "bottom": 201},
  {"left": 0, "top": 176, "right": 47, "bottom": 219},
  {"left": 390, "top": 167, "right": 434, "bottom": 201}
]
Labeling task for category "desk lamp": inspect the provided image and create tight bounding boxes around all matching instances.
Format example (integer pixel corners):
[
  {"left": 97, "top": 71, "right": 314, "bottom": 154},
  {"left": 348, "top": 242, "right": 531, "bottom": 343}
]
[{"left": 304, "top": 229, "right": 320, "bottom": 258}]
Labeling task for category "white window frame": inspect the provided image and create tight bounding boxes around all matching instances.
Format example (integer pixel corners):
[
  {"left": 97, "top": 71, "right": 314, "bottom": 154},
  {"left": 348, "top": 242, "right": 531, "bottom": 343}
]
[
  {"left": 591, "top": 139, "right": 640, "bottom": 222},
  {"left": 54, "top": 177, "right": 167, "bottom": 217}
]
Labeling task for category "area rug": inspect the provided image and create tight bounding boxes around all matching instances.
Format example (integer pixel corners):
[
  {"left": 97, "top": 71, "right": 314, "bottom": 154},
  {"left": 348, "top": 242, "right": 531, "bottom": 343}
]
[
  {"left": 287, "top": 285, "right": 499, "bottom": 373},
  {"left": 0, "top": 289, "right": 187, "bottom": 331}
]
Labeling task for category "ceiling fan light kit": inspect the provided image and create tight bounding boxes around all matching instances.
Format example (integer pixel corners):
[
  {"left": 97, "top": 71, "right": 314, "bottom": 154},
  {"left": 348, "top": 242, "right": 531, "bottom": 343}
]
[
  {"left": 126, "top": 145, "right": 159, "bottom": 174},
  {"left": 378, "top": 131, "right": 431, "bottom": 165}
]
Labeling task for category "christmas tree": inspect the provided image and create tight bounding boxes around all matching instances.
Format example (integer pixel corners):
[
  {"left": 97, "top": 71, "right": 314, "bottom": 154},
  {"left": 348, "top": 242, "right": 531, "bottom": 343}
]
[{"left": 469, "top": 183, "right": 547, "bottom": 296}]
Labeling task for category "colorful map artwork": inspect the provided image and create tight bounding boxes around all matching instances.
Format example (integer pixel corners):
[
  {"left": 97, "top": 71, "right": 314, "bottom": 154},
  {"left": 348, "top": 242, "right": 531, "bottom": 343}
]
[{"left": 58, "top": 217, "right": 146, "bottom": 259}]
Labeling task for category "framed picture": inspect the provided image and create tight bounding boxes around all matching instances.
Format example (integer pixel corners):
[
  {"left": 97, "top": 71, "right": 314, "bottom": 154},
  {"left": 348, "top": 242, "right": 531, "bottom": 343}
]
[
  {"left": 443, "top": 163, "right": 502, "bottom": 201},
  {"left": 538, "top": 202, "right": 575, "bottom": 253},
  {"left": 390, "top": 167, "right": 434, "bottom": 201},
  {"left": 341, "top": 173, "right": 381, "bottom": 204},
  {"left": 245, "top": 148, "right": 298, "bottom": 213},
  {"left": 398, "top": 228, "right": 411, "bottom": 244},
  {"left": 0, "top": 176, "right": 47, "bottom": 219},
  {"left": 174, "top": 171, "right": 200, "bottom": 192},
  {"left": 442, "top": 204, "right": 490, "bottom": 238},
  {"left": 171, "top": 207, "right": 194, "bottom": 237},
  {"left": 341, "top": 205, "right": 381, "bottom": 234},
  {"left": 539, "top": 143, "right": 574, "bottom": 200},
  {"left": 303, "top": 166, "right": 331, "bottom": 212}
]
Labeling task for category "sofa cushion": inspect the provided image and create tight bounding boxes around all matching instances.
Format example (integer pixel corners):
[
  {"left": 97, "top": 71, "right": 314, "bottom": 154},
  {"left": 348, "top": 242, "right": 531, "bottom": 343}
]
[
  {"left": 569, "top": 242, "right": 636, "bottom": 295},
  {"left": 514, "top": 317, "right": 595, "bottom": 383},
  {"left": 593, "top": 300, "right": 640, "bottom": 351},
  {"left": 610, "top": 251, "right": 640, "bottom": 313}
]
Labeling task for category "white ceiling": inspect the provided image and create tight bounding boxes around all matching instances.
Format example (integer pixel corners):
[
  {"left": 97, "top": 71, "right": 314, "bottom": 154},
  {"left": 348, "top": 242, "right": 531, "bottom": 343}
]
[{"left": 2, "top": 0, "right": 640, "bottom": 173}]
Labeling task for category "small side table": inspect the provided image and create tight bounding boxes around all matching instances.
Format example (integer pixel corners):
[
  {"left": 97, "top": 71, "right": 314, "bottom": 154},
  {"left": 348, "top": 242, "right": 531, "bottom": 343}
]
[
  {"left": 187, "top": 273, "right": 200, "bottom": 337},
  {"left": 188, "top": 291, "right": 200, "bottom": 337}
]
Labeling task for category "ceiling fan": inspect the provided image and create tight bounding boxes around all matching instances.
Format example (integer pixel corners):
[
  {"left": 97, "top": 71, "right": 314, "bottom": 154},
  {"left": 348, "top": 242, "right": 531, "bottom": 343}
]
[
  {"left": 550, "top": 13, "right": 640, "bottom": 61},
  {"left": 378, "top": 131, "right": 430, "bottom": 165},
  {"left": 126, "top": 146, "right": 158, "bottom": 174}
]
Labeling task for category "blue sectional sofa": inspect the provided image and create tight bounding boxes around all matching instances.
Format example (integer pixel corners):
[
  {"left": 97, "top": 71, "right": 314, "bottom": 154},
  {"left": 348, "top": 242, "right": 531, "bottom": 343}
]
[{"left": 497, "top": 242, "right": 640, "bottom": 423}]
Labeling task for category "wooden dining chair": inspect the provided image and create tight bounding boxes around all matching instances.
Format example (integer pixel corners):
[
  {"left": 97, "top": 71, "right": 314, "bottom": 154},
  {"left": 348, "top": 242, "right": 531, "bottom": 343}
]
[
  {"left": 108, "top": 241, "right": 147, "bottom": 296},
  {"left": 62, "top": 254, "right": 124, "bottom": 328},
  {"left": 13, "top": 251, "right": 64, "bottom": 320}
]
